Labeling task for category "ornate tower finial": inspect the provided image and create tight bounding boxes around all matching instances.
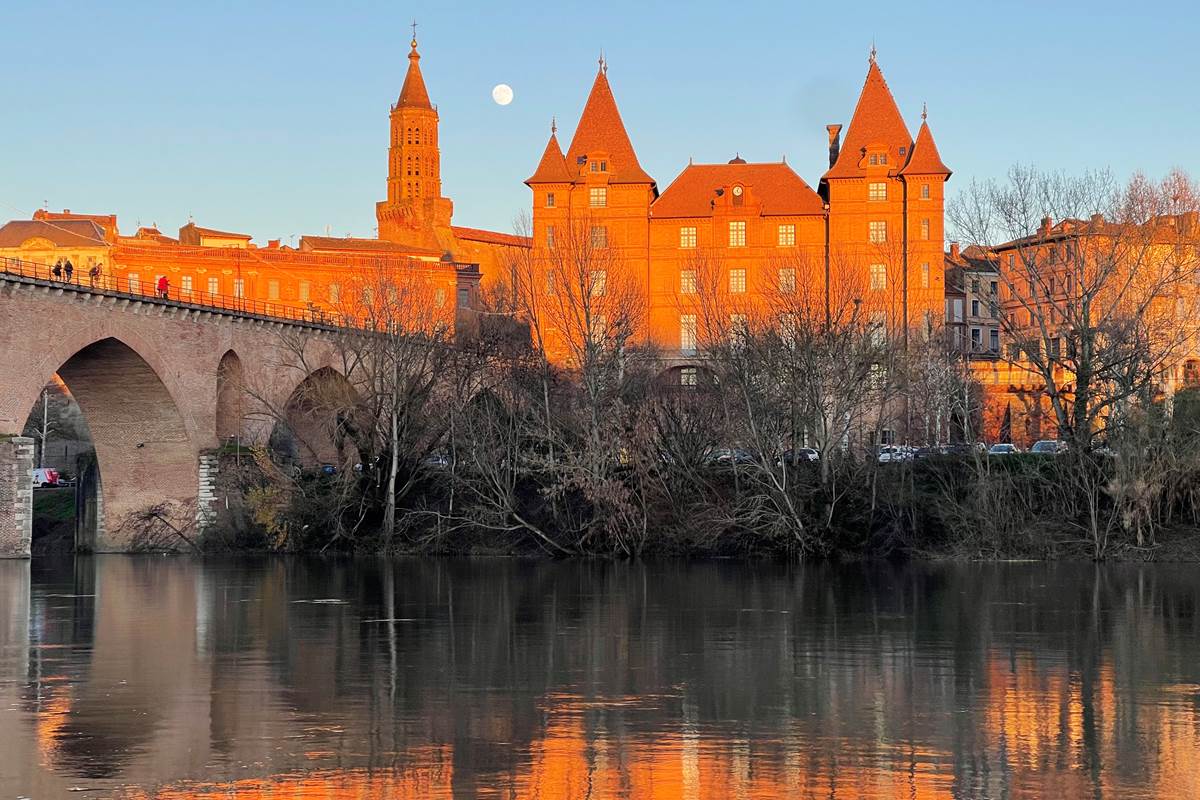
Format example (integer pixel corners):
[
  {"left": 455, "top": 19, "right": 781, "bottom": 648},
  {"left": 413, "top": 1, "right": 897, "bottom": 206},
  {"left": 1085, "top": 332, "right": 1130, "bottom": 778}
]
[
  {"left": 599, "top": 49, "right": 607, "bottom": 74},
  {"left": 551, "top": 116, "right": 557, "bottom": 135},
  {"left": 922, "top": 101, "right": 928, "bottom": 121},
  {"left": 410, "top": 19, "right": 418, "bottom": 49},
  {"left": 869, "top": 39, "right": 877, "bottom": 64}
]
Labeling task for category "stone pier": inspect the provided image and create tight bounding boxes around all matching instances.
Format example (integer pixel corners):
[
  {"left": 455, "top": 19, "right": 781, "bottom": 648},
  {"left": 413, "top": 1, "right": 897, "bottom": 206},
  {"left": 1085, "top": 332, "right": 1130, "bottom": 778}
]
[{"left": 0, "top": 437, "right": 34, "bottom": 558}]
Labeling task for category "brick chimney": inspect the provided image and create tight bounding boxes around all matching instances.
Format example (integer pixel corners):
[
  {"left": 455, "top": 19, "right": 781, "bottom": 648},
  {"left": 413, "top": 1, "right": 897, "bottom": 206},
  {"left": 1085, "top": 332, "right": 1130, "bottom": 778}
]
[
  {"left": 1039, "top": 216, "right": 1052, "bottom": 236},
  {"left": 826, "top": 124, "right": 843, "bottom": 168},
  {"left": 949, "top": 241, "right": 960, "bottom": 260}
]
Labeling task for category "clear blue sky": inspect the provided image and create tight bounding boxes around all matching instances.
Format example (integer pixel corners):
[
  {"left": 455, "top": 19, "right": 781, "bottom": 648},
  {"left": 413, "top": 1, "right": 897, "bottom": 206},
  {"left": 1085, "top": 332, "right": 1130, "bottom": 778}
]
[{"left": 2, "top": 1, "right": 1195, "bottom": 243}]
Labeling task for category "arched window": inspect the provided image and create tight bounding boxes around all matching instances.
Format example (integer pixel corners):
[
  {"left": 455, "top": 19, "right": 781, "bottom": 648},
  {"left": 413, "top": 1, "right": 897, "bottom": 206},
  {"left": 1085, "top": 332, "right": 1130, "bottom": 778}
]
[
  {"left": 406, "top": 127, "right": 412, "bottom": 145},
  {"left": 414, "top": 156, "right": 420, "bottom": 177},
  {"left": 406, "top": 156, "right": 412, "bottom": 177},
  {"left": 414, "top": 127, "right": 420, "bottom": 144}
]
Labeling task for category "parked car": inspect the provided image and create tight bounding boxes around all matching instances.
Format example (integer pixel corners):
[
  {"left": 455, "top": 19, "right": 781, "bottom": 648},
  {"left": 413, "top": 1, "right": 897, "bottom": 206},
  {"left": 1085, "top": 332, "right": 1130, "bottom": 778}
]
[
  {"left": 1030, "top": 439, "right": 1068, "bottom": 455},
  {"left": 778, "top": 448, "right": 820, "bottom": 466},
  {"left": 31, "top": 467, "right": 59, "bottom": 488},
  {"left": 988, "top": 443, "right": 1021, "bottom": 456},
  {"left": 707, "top": 448, "right": 758, "bottom": 466},
  {"left": 421, "top": 452, "right": 452, "bottom": 469},
  {"left": 877, "top": 446, "right": 913, "bottom": 464}
]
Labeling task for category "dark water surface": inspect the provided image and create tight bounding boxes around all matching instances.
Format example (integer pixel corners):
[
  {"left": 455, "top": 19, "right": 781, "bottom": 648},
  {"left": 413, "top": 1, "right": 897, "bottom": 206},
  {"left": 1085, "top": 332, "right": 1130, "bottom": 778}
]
[{"left": 1, "top": 557, "right": 1198, "bottom": 798}]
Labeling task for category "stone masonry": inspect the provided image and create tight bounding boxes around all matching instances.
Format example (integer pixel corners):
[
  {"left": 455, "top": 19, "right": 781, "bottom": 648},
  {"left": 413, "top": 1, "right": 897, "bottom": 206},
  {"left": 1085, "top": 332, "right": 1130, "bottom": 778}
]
[{"left": 0, "top": 437, "right": 34, "bottom": 557}]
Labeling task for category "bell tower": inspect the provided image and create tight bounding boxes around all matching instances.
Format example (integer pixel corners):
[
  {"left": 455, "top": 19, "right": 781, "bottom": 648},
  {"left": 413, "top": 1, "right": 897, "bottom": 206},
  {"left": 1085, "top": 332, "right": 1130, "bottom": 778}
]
[{"left": 377, "top": 26, "right": 453, "bottom": 248}]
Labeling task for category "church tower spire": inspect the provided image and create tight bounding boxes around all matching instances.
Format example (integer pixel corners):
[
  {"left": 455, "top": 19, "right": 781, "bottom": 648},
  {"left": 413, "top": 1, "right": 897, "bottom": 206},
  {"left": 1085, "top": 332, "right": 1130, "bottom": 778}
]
[{"left": 378, "top": 26, "right": 452, "bottom": 247}]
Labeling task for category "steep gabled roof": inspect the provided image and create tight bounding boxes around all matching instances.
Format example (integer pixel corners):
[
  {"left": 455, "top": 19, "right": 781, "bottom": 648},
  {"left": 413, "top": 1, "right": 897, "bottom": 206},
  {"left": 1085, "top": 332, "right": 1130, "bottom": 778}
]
[
  {"left": 525, "top": 132, "right": 573, "bottom": 184},
  {"left": 823, "top": 59, "right": 913, "bottom": 181},
  {"left": 396, "top": 39, "right": 432, "bottom": 110},
  {"left": 899, "top": 119, "right": 951, "bottom": 177},
  {"left": 563, "top": 68, "right": 655, "bottom": 185},
  {"left": 652, "top": 161, "right": 826, "bottom": 218}
]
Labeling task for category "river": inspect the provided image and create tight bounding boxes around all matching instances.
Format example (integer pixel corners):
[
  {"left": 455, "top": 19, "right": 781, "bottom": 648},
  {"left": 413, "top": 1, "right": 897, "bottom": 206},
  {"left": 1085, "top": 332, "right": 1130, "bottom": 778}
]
[{"left": 1, "top": 557, "right": 1197, "bottom": 798}]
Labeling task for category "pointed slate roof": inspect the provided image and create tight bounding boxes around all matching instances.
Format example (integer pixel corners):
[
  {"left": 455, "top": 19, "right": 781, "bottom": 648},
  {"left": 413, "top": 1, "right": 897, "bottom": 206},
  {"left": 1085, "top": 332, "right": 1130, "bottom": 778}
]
[
  {"left": 396, "top": 38, "right": 432, "bottom": 109},
  {"left": 899, "top": 119, "right": 951, "bottom": 176},
  {"left": 526, "top": 131, "right": 574, "bottom": 184},
  {"left": 823, "top": 59, "right": 913, "bottom": 180},
  {"left": 652, "top": 162, "right": 825, "bottom": 218},
  {"left": 563, "top": 68, "right": 655, "bottom": 185}
]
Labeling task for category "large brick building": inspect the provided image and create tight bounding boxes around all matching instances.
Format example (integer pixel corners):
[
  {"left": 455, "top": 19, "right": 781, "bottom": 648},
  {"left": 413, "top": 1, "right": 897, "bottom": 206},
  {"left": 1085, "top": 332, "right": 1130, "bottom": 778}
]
[{"left": 526, "top": 52, "right": 951, "bottom": 370}]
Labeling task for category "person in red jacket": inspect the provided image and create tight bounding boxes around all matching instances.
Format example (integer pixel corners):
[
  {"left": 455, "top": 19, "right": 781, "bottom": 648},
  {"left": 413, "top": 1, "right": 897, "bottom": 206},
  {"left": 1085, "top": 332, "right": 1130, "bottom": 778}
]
[{"left": 156, "top": 275, "right": 169, "bottom": 299}]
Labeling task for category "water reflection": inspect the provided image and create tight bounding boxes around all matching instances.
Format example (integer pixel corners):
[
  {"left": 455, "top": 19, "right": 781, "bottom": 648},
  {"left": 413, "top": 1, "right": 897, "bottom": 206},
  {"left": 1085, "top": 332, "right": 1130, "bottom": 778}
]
[{"left": 1, "top": 558, "right": 1198, "bottom": 798}]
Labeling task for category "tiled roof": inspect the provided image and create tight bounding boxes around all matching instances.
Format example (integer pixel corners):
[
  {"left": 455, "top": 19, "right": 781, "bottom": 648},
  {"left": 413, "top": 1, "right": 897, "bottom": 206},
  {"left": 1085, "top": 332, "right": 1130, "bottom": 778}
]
[
  {"left": 652, "top": 161, "right": 825, "bottom": 218},
  {"left": 899, "top": 120, "right": 951, "bottom": 176},
  {"left": 451, "top": 226, "right": 532, "bottom": 248},
  {"left": 300, "top": 236, "right": 441, "bottom": 256},
  {"left": 563, "top": 69, "right": 655, "bottom": 185},
  {"left": 0, "top": 219, "right": 108, "bottom": 248},
  {"left": 823, "top": 60, "right": 913, "bottom": 181},
  {"left": 184, "top": 223, "right": 252, "bottom": 240},
  {"left": 396, "top": 41, "right": 432, "bottom": 110},
  {"left": 526, "top": 132, "right": 573, "bottom": 184}
]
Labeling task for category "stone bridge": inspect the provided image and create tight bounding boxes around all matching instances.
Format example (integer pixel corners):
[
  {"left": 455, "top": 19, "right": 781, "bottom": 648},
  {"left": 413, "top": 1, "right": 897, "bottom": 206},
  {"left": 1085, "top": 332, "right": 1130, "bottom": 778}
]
[{"left": 0, "top": 269, "right": 349, "bottom": 556}]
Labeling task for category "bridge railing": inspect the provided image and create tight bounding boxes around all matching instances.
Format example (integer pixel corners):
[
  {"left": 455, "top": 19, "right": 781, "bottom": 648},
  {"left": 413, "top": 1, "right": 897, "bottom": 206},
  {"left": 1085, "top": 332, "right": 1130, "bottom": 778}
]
[{"left": 0, "top": 256, "right": 344, "bottom": 327}]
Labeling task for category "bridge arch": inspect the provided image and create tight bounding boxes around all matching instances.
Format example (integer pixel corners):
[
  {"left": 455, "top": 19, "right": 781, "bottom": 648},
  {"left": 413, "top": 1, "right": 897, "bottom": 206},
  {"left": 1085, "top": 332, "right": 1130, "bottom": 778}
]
[
  {"left": 270, "top": 366, "right": 363, "bottom": 471},
  {"left": 33, "top": 338, "right": 198, "bottom": 550},
  {"left": 216, "top": 349, "right": 245, "bottom": 443}
]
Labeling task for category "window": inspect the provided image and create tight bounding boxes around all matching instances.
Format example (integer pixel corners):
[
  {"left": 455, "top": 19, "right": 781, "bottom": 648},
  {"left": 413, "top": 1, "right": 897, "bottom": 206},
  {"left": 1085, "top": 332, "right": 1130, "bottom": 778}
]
[
  {"left": 920, "top": 262, "right": 930, "bottom": 289},
  {"left": 589, "top": 187, "right": 607, "bottom": 207},
  {"left": 729, "top": 269, "right": 746, "bottom": 294},
  {"left": 589, "top": 314, "right": 607, "bottom": 342},
  {"left": 921, "top": 184, "right": 930, "bottom": 200},
  {"left": 181, "top": 275, "right": 193, "bottom": 297},
  {"left": 680, "top": 269, "right": 696, "bottom": 294},
  {"left": 458, "top": 288, "right": 471, "bottom": 308},
  {"left": 545, "top": 192, "right": 556, "bottom": 208},
  {"left": 1049, "top": 337, "right": 1061, "bottom": 359},
  {"left": 870, "top": 263, "right": 887, "bottom": 291},
  {"left": 777, "top": 224, "right": 796, "bottom": 246},
  {"left": 680, "top": 314, "right": 697, "bottom": 353},
  {"left": 127, "top": 273, "right": 140, "bottom": 293},
  {"left": 952, "top": 298, "right": 963, "bottom": 322},
  {"left": 589, "top": 159, "right": 607, "bottom": 172},
  {"left": 680, "top": 367, "right": 698, "bottom": 387},
  {"left": 546, "top": 224, "right": 556, "bottom": 249},
  {"left": 971, "top": 278, "right": 980, "bottom": 293},
  {"left": 869, "top": 182, "right": 887, "bottom": 201},
  {"left": 680, "top": 226, "right": 697, "bottom": 248},
  {"left": 207, "top": 277, "right": 219, "bottom": 296},
  {"left": 990, "top": 329, "right": 1000, "bottom": 353},
  {"left": 233, "top": 278, "right": 245, "bottom": 299},
  {"left": 870, "top": 312, "right": 887, "bottom": 346},
  {"left": 590, "top": 270, "right": 606, "bottom": 297},
  {"left": 778, "top": 268, "right": 796, "bottom": 294},
  {"left": 971, "top": 328, "right": 982, "bottom": 349},
  {"left": 435, "top": 287, "right": 446, "bottom": 307},
  {"left": 990, "top": 280, "right": 998, "bottom": 295},
  {"left": 590, "top": 226, "right": 607, "bottom": 248},
  {"left": 880, "top": 428, "right": 896, "bottom": 445},
  {"left": 729, "top": 314, "right": 748, "bottom": 340},
  {"left": 545, "top": 272, "right": 556, "bottom": 295},
  {"left": 1008, "top": 253, "right": 1015, "bottom": 268},
  {"left": 971, "top": 299, "right": 980, "bottom": 317},
  {"left": 869, "top": 220, "right": 887, "bottom": 243},
  {"left": 267, "top": 279, "right": 280, "bottom": 301},
  {"left": 728, "top": 220, "right": 746, "bottom": 247},
  {"left": 329, "top": 282, "right": 340, "bottom": 303},
  {"left": 361, "top": 286, "right": 373, "bottom": 305},
  {"left": 298, "top": 280, "right": 310, "bottom": 303},
  {"left": 920, "top": 218, "right": 931, "bottom": 240}
]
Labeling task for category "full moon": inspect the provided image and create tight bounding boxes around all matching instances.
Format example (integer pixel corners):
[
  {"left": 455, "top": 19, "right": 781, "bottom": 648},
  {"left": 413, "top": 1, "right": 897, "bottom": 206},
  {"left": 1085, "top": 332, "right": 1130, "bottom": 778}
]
[{"left": 492, "top": 84, "right": 514, "bottom": 106}]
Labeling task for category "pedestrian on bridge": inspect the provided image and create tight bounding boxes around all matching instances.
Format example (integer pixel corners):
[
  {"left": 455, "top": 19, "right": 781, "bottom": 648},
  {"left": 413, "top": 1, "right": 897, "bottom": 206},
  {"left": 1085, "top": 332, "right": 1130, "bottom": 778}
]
[
  {"left": 157, "top": 274, "right": 169, "bottom": 299},
  {"left": 64, "top": 259, "right": 74, "bottom": 282},
  {"left": 88, "top": 263, "right": 101, "bottom": 287},
  {"left": 52, "top": 259, "right": 63, "bottom": 280}
]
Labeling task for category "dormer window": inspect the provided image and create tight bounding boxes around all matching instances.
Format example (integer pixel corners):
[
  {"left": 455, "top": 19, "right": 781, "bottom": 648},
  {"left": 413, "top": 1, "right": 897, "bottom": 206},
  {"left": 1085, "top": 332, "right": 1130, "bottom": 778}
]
[
  {"left": 898, "top": 146, "right": 906, "bottom": 157},
  {"left": 589, "top": 160, "right": 608, "bottom": 173},
  {"left": 732, "top": 185, "right": 744, "bottom": 206}
]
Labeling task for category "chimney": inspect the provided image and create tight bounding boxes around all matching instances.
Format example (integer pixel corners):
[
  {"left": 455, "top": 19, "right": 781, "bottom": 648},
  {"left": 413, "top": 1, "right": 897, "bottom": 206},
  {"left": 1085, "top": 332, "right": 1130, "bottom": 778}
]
[
  {"left": 267, "top": 239, "right": 280, "bottom": 249},
  {"left": 949, "top": 241, "right": 960, "bottom": 260},
  {"left": 826, "top": 124, "right": 842, "bottom": 168},
  {"left": 1039, "top": 216, "right": 1052, "bottom": 235},
  {"left": 1090, "top": 213, "right": 1104, "bottom": 227}
]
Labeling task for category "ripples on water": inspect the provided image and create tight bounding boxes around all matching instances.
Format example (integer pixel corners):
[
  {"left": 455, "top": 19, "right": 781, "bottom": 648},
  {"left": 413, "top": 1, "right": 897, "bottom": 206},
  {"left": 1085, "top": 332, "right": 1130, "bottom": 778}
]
[{"left": 0, "top": 557, "right": 1197, "bottom": 798}]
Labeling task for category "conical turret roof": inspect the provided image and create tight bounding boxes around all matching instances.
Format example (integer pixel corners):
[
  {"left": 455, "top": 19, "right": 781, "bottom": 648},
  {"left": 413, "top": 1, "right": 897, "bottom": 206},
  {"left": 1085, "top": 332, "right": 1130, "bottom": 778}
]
[
  {"left": 823, "top": 58, "right": 913, "bottom": 180},
  {"left": 563, "top": 66, "right": 655, "bottom": 185},
  {"left": 899, "top": 118, "right": 951, "bottom": 176},
  {"left": 526, "top": 130, "right": 573, "bottom": 184}
]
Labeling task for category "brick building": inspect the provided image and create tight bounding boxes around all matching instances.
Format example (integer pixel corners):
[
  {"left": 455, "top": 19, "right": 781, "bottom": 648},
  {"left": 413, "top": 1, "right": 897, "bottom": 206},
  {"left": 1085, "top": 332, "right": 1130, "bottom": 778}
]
[{"left": 526, "top": 52, "right": 951, "bottom": 373}]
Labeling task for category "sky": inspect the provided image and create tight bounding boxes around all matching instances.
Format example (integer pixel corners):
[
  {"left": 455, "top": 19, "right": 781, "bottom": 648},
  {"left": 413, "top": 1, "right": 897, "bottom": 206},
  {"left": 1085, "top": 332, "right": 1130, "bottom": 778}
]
[{"left": 2, "top": 1, "right": 1197, "bottom": 243}]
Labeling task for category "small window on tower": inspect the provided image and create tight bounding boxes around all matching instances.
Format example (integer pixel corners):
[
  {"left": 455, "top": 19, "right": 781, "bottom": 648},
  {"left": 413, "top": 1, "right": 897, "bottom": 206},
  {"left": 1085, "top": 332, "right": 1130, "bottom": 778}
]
[
  {"left": 545, "top": 192, "right": 556, "bottom": 208},
  {"left": 921, "top": 184, "right": 930, "bottom": 199},
  {"left": 921, "top": 218, "right": 930, "bottom": 240},
  {"left": 589, "top": 160, "right": 607, "bottom": 172}
]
